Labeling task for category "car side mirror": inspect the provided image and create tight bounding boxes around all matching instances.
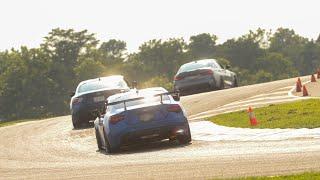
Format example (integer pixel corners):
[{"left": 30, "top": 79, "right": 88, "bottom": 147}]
[
  {"left": 70, "top": 91, "right": 75, "bottom": 97},
  {"left": 172, "top": 91, "right": 180, "bottom": 101},
  {"left": 226, "top": 64, "right": 231, "bottom": 69}
]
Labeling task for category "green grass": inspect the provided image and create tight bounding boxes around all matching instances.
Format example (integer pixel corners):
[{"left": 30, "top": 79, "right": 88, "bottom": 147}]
[
  {"left": 0, "top": 119, "right": 36, "bottom": 128},
  {"left": 207, "top": 99, "right": 320, "bottom": 129},
  {"left": 220, "top": 172, "right": 320, "bottom": 180}
]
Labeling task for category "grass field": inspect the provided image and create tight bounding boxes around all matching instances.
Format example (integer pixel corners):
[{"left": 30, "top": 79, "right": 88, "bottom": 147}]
[
  {"left": 208, "top": 99, "right": 320, "bottom": 129},
  {"left": 225, "top": 171, "right": 320, "bottom": 180}
]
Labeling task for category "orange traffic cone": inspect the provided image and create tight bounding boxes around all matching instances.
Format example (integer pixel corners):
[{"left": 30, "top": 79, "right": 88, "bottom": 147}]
[
  {"left": 302, "top": 85, "right": 309, "bottom": 96},
  {"left": 297, "top": 78, "right": 302, "bottom": 88},
  {"left": 317, "top": 68, "right": 320, "bottom": 79},
  {"left": 296, "top": 81, "right": 302, "bottom": 92},
  {"left": 247, "top": 106, "right": 258, "bottom": 126},
  {"left": 311, "top": 74, "right": 317, "bottom": 82}
]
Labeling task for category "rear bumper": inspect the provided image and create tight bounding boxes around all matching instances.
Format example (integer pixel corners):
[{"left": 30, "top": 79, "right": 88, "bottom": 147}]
[
  {"left": 174, "top": 76, "right": 214, "bottom": 91},
  {"left": 71, "top": 102, "right": 105, "bottom": 122},
  {"left": 110, "top": 122, "right": 190, "bottom": 147}
]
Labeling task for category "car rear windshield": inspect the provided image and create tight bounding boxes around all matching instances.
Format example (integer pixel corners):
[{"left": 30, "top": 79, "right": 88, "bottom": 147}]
[
  {"left": 111, "top": 95, "right": 170, "bottom": 110},
  {"left": 78, "top": 79, "right": 127, "bottom": 93},
  {"left": 178, "top": 61, "right": 210, "bottom": 73}
]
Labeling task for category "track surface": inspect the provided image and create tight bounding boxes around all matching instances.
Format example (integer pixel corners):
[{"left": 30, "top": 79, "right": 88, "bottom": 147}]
[{"left": 1, "top": 76, "right": 320, "bottom": 179}]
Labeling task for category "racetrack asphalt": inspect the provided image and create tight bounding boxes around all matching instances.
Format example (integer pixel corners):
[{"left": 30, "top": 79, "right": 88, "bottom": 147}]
[{"left": 1, "top": 75, "right": 319, "bottom": 179}]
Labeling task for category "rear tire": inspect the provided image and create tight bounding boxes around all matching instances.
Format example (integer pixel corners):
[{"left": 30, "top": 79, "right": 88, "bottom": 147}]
[
  {"left": 233, "top": 77, "right": 238, "bottom": 87},
  {"left": 95, "top": 128, "right": 103, "bottom": 150},
  {"left": 103, "top": 131, "right": 119, "bottom": 154},
  {"left": 177, "top": 126, "right": 191, "bottom": 144},
  {"left": 209, "top": 78, "right": 217, "bottom": 91},
  {"left": 72, "top": 115, "right": 80, "bottom": 129},
  {"left": 219, "top": 78, "right": 225, "bottom": 90},
  {"left": 177, "top": 134, "right": 191, "bottom": 144}
]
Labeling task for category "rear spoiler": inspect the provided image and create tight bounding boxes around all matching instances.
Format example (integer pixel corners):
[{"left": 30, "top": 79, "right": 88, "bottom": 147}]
[{"left": 106, "top": 91, "right": 180, "bottom": 110}]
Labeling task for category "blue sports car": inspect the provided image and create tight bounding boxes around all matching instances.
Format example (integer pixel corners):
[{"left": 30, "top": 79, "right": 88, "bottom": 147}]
[{"left": 94, "top": 87, "right": 191, "bottom": 153}]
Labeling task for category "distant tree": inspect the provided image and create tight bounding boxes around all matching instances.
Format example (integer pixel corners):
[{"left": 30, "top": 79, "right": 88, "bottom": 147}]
[
  {"left": 141, "top": 76, "right": 173, "bottom": 90},
  {"left": 137, "top": 38, "right": 188, "bottom": 79},
  {"left": 188, "top": 33, "right": 217, "bottom": 59},
  {"left": 269, "top": 28, "right": 308, "bottom": 74},
  {"left": 42, "top": 28, "right": 98, "bottom": 68},
  {"left": 99, "top": 39, "right": 127, "bottom": 64},
  {"left": 74, "top": 58, "right": 106, "bottom": 82},
  {"left": 254, "top": 70, "right": 273, "bottom": 83},
  {"left": 299, "top": 41, "right": 320, "bottom": 74},
  {"left": 41, "top": 28, "right": 99, "bottom": 113},
  {"left": 317, "top": 34, "right": 320, "bottom": 44},
  {"left": 257, "top": 52, "right": 298, "bottom": 79},
  {"left": 218, "top": 29, "right": 266, "bottom": 70},
  {"left": 121, "top": 53, "right": 146, "bottom": 82},
  {"left": 216, "top": 57, "right": 231, "bottom": 67},
  {"left": 0, "top": 47, "right": 55, "bottom": 119}
]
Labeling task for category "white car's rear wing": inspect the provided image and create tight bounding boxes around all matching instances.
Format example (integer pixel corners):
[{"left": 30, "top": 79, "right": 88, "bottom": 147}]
[{"left": 106, "top": 91, "right": 180, "bottom": 110}]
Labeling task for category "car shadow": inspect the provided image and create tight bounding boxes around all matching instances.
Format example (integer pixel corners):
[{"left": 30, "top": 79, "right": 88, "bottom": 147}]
[
  {"left": 72, "top": 121, "right": 94, "bottom": 130},
  {"left": 98, "top": 140, "right": 192, "bottom": 155}
]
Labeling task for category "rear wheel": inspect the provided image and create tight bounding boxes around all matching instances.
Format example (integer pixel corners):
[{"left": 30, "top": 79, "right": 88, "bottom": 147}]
[
  {"left": 95, "top": 128, "right": 103, "bottom": 150},
  {"left": 233, "top": 77, "right": 238, "bottom": 87},
  {"left": 103, "top": 131, "right": 119, "bottom": 154},
  {"left": 219, "top": 78, "right": 225, "bottom": 90},
  {"left": 72, "top": 115, "right": 80, "bottom": 129},
  {"left": 177, "top": 134, "right": 191, "bottom": 144},
  {"left": 209, "top": 78, "right": 217, "bottom": 90},
  {"left": 177, "top": 127, "right": 191, "bottom": 144}
]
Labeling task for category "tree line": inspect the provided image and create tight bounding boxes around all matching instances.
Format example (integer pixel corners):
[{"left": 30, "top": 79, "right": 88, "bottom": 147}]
[{"left": 0, "top": 28, "right": 319, "bottom": 120}]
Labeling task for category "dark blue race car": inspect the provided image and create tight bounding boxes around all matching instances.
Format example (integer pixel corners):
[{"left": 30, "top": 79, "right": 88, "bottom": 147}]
[
  {"left": 70, "top": 75, "right": 130, "bottom": 128},
  {"left": 94, "top": 87, "right": 191, "bottom": 153}
]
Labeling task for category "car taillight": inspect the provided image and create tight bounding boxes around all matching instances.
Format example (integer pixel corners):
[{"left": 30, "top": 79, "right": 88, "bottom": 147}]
[
  {"left": 174, "top": 75, "right": 184, "bottom": 81},
  {"left": 168, "top": 104, "right": 182, "bottom": 113},
  {"left": 72, "top": 97, "right": 83, "bottom": 105},
  {"left": 200, "top": 69, "right": 213, "bottom": 75},
  {"left": 109, "top": 114, "right": 125, "bottom": 124}
]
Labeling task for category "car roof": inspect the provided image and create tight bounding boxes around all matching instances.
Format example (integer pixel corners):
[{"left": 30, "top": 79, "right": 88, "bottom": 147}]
[
  {"left": 108, "top": 87, "right": 168, "bottom": 103},
  {"left": 182, "top": 59, "right": 217, "bottom": 66},
  {"left": 78, "top": 75, "right": 124, "bottom": 86}
]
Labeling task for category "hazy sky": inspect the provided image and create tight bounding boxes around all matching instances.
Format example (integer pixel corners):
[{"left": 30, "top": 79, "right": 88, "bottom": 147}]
[{"left": 1, "top": 0, "right": 320, "bottom": 52}]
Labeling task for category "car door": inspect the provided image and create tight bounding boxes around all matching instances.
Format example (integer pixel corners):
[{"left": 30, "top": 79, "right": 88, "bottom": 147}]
[
  {"left": 224, "top": 69, "right": 233, "bottom": 87},
  {"left": 213, "top": 61, "right": 227, "bottom": 85},
  {"left": 218, "top": 62, "right": 233, "bottom": 87}
]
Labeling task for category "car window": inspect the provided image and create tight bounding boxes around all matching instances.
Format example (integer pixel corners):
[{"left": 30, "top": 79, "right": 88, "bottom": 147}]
[
  {"left": 178, "top": 61, "right": 211, "bottom": 73},
  {"left": 213, "top": 62, "right": 223, "bottom": 69},
  {"left": 77, "top": 79, "right": 127, "bottom": 93},
  {"left": 210, "top": 62, "right": 218, "bottom": 68}
]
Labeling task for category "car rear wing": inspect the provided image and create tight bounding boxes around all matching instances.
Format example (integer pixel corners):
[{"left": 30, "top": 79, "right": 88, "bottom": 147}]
[{"left": 106, "top": 91, "right": 180, "bottom": 110}]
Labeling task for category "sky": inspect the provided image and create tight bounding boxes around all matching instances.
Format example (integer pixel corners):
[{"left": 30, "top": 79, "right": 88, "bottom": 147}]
[{"left": 1, "top": 0, "right": 320, "bottom": 52}]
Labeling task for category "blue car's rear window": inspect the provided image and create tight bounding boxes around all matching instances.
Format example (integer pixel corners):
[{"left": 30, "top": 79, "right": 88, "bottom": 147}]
[
  {"left": 178, "top": 61, "right": 211, "bottom": 73},
  {"left": 78, "top": 79, "right": 127, "bottom": 93},
  {"left": 111, "top": 95, "right": 170, "bottom": 110}
]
